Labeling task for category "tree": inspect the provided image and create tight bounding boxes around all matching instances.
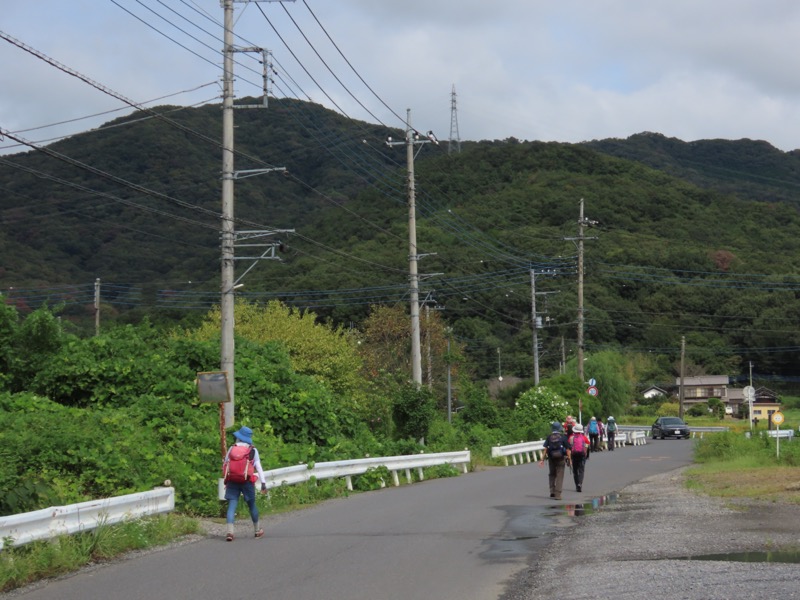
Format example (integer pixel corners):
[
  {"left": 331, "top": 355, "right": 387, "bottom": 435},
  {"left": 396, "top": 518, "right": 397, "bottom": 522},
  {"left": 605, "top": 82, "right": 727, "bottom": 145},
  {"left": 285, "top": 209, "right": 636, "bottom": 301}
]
[{"left": 191, "top": 299, "right": 366, "bottom": 413}]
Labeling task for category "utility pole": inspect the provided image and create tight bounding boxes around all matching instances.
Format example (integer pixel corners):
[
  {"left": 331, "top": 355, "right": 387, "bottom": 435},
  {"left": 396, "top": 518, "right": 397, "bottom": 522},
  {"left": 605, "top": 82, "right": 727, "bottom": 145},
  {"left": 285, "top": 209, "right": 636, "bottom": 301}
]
[
  {"left": 387, "top": 109, "right": 438, "bottom": 387},
  {"left": 679, "top": 335, "right": 686, "bottom": 419},
  {"left": 530, "top": 269, "right": 540, "bottom": 385},
  {"left": 425, "top": 304, "right": 433, "bottom": 390},
  {"left": 446, "top": 330, "right": 452, "bottom": 423},
  {"left": 94, "top": 278, "right": 101, "bottom": 336},
  {"left": 577, "top": 200, "right": 585, "bottom": 381},
  {"left": 220, "top": 0, "right": 292, "bottom": 428},
  {"left": 568, "top": 199, "right": 596, "bottom": 382}
]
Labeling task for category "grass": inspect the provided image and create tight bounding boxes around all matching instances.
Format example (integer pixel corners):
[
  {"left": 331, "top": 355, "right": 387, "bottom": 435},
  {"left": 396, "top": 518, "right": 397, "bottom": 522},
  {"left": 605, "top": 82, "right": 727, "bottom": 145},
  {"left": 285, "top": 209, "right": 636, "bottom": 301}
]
[
  {"left": 0, "top": 514, "right": 200, "bottom": 593},
  {"left": 686, "top": 429, "right": 800, "bottom": 504}
]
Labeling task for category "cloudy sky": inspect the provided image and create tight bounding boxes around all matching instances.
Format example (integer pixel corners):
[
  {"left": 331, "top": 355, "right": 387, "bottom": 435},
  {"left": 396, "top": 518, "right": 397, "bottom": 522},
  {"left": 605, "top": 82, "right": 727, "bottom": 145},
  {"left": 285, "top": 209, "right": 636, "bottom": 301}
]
[{"left": 3, "top": 0, "right": 800, "bottom": 154}]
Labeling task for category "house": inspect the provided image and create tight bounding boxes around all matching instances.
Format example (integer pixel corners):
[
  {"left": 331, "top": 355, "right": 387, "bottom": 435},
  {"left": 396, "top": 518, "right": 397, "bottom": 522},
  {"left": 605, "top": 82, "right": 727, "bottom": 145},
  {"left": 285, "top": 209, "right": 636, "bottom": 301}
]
[
  {"left": 642, "top": 385, "right": 670, "bottom": 400},
  {"left": 675, "top": 375, "right": 730, "bottom": 407},
  {"left": 749, "top": 387, "right": 781, "bottom": 425}
]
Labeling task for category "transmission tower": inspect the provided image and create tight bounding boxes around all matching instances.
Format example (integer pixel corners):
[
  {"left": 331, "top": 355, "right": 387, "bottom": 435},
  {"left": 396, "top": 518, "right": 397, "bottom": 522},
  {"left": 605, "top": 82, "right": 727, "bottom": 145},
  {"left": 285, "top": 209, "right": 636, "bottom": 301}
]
[{"left": 448, "top": 84, "right": 461, "bottom": 155}]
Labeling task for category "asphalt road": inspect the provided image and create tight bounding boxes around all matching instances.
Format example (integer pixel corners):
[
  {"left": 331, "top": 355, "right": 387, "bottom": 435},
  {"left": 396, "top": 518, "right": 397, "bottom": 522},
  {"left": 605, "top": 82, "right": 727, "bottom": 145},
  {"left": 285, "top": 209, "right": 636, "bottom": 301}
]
[{"left": 7, "top": 439, "right": 694, "bottom": 600}]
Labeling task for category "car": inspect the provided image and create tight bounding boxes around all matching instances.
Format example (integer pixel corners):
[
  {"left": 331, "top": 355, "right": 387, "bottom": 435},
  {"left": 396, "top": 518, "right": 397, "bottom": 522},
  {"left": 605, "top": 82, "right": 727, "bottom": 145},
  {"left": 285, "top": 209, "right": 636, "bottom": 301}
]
[{"left": 651, "top": 416, "right": 691, "bottom": 439}]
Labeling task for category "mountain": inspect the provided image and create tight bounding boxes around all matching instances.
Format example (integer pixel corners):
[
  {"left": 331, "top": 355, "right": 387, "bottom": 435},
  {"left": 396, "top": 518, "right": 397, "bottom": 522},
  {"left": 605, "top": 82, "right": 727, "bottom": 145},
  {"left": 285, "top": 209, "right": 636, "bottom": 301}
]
[
  {"left": 3, "top": 101, "right": 800, "bottom": 383},
  {"left": 582, "top": 132, "right": 800, "bottom": 205}
]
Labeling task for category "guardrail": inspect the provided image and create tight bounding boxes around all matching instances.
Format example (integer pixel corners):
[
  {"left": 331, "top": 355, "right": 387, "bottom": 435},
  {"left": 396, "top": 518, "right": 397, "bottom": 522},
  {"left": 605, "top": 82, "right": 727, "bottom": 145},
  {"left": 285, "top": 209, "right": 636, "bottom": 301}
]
[
  {"left": 763, "top": 429, "right": 794, "bottom": 439},
  {"left": 0, "top": 486, "right": 175, "bottom": 551},
  {"left": 491, "top": 431, "right": 643, "bottom": 466},
  {"left": 217, "top": 450, "right": 472, "bottom": 499}
]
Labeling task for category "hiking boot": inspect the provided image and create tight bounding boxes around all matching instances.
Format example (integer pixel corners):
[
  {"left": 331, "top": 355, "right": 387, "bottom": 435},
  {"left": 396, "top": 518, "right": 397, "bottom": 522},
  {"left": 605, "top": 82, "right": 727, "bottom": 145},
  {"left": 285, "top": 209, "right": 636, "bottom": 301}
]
[
  {"left": 254, "top": 528, "right": 264, "bottom": 538},
  {"left": 577, "top": 486, "right": 582, "bottom": 492},
  {"left": 550, "top": 493, "right": 555, "bottom": 498},
  {"left": 226, "top": 533, "right": 234, "bottom": 542}
]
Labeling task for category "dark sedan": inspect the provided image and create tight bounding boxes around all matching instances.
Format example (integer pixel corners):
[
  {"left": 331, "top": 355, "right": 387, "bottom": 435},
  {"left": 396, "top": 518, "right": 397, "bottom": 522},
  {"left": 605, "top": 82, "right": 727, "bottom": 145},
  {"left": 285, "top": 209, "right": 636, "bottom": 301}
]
[{"left": 651, "top": 416, "right": 691, "bottom": 439}]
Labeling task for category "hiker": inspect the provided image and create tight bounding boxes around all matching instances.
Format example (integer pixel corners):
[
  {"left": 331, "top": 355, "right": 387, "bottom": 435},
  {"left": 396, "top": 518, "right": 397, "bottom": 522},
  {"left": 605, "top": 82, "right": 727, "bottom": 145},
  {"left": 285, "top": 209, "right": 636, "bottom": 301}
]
[
  {"left": 587, "top": 416, "right": 601, "bottom": 452},
  {"left": 563, "top": 415, "right": 577, "bottom": 437},
  {"left": 222, "top": 426, "right": 267, "bottom": 541},
  {"left": 569, "top": 423, "right": 591, "bottom": 492},
  {"left": 539, "top": 422, "right": 571, "bottom": 500},
  {"left": 597, "top": 417, "right": 606, "bottom": 450},
  {"left": 606, "top": 416, "right": 618, "bottom": 450}
]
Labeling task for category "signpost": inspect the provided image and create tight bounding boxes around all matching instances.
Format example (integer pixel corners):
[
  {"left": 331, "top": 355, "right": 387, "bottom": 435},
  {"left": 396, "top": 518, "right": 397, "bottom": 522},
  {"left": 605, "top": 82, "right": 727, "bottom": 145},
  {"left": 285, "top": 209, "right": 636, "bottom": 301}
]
[
  {"left": 196, "top": 371, "right": 232, "bottom": 497},
  {"left": 773, "top": 411, "right": 785, "bottom": 458},
  {"left": 583, "top": 379, "right": 598, "bottom": 425}
]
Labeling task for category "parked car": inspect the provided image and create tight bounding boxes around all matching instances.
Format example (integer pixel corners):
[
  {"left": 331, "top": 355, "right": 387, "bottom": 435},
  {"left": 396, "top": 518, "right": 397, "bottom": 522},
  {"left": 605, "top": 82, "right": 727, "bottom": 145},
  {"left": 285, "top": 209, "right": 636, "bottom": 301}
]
[{"left": 651, "top": 416, "right": 691, "bottom": 439}]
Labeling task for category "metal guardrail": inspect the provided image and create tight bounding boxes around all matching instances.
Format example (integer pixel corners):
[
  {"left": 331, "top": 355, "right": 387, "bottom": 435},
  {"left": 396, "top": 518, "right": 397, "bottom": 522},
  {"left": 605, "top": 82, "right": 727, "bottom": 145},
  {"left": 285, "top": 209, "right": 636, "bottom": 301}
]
[
  {"left": 217, "top": 450, "right": 472, "bottom": 499},
  {"left": 491, "top": 432, "right": 644, "bottom": 466},
  {"left": 0, "top": 486, "right": 175, "bottom": 550}
]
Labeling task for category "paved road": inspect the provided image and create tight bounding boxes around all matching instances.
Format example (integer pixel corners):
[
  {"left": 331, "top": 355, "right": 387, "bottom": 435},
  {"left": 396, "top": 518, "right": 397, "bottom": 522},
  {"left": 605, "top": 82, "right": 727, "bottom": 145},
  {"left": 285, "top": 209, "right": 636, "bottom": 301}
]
[{"left": 7, "top": 440, "right": 694, "bottom": 600}]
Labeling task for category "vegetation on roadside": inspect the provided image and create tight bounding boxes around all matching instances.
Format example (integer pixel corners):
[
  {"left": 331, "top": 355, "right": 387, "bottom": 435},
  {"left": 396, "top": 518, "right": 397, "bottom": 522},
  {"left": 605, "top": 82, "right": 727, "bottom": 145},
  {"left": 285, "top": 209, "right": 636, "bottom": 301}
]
[
  {"left": 0, "top": 514, "right": 199, "bottom": 593},
  {"left": 688, "top": 431, "right": 800, "bottom": 504}
]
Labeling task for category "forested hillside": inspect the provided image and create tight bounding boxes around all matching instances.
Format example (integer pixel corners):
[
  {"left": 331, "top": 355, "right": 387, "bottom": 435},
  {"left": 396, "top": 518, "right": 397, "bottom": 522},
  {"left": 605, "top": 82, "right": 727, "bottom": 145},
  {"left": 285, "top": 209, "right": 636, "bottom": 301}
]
[{"left": 3, "top": 99, "right": 800, "bottom": 385}]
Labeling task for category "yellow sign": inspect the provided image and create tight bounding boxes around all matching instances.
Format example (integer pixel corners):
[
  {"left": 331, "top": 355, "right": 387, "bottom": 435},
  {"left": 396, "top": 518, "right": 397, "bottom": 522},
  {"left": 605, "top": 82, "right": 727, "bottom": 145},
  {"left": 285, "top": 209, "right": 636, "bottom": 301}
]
[{"left": 772, "top": 411, "right": 784, "bottom": 425}]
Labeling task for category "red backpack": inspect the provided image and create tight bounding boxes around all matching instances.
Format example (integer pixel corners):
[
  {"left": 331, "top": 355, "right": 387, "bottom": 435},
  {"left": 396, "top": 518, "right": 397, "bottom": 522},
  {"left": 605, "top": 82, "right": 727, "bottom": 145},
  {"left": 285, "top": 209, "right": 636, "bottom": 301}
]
[
  {"left": 571, "top": 433, "right": 587, "bottom": 455},
  {"left": 224, "top": 445, "right": 257, "bottom": 483}
]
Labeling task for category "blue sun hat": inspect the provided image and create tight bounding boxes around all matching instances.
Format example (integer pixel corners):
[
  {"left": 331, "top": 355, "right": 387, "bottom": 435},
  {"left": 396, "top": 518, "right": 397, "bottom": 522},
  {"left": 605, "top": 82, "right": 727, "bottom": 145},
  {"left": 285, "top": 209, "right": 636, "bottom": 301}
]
[
  {"left": 233, "top": 426, "right": 254, "bottom": 445},
  {"left": 551, "top": 422, "right": 563, "bottom": 432}
]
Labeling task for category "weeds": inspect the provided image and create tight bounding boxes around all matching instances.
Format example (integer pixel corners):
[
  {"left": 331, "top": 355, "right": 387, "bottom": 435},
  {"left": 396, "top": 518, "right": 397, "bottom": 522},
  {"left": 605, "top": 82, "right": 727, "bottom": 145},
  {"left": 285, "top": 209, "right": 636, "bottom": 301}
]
[{"left": 0, "top": 514, "right": 199, "bottom": 593}]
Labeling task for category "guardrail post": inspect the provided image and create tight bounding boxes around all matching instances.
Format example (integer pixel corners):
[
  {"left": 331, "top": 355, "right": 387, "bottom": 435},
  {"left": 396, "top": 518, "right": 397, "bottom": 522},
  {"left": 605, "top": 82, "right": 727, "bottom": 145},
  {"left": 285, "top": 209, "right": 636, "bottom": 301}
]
[
  {"left": 345, "top": 475, "right": 353, "bottom": 491},
  {"left": 392, "top": 470, "right": 400, "bottom": 487}
]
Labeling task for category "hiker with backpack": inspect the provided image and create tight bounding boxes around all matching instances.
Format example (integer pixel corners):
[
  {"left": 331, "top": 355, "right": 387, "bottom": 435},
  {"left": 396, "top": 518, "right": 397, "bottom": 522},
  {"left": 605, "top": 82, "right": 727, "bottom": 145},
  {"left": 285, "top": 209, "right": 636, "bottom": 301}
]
[
  {"left": 222, "top": 426, "right": 267, "bottom": 542},
  {"left": 587, "top": 416, "right": 601, "bottom": 452},
  {"left": 606, "top": 416, "right": 618, "bottom": 451},
  {"left": 538, "top": 422, "right": 571, "bottom": 500},
  {"left": 568, "top": 423, "right": 591, "bottom": 492}
]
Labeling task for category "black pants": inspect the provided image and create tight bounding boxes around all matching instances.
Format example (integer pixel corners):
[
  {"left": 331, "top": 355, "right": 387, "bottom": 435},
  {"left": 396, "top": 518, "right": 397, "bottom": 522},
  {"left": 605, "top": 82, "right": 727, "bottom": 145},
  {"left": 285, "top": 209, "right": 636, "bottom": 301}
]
[
  {"left": 607, "top": 431, "right": 616, "bottom": 450},
  {"left": 571, "top": 453, "right": 587, "bottom": 489},
  {"left": 589, "top": 433, "right": 600, "bottom": 452}
]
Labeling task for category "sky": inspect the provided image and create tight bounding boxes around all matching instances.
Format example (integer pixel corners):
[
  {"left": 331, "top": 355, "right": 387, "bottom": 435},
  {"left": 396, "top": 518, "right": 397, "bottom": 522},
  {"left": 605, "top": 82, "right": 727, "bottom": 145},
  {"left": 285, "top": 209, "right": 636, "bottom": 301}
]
[{"left": 3, "top": 0, "right": 800, "bottom": 155}]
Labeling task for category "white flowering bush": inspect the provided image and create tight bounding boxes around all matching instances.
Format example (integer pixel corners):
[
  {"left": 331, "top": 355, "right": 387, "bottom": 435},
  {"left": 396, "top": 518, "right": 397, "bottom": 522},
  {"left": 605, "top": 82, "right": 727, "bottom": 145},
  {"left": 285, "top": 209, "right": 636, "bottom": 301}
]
[{"left": 515, "top": 386, "right": 570, "bottom": 436}]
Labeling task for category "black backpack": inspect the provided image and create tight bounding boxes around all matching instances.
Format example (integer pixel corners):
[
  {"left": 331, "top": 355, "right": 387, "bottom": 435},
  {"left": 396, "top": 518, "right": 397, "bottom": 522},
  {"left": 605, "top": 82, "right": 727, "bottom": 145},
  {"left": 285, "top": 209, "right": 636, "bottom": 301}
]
[{"left": 546, "top": 432, "right": 565, "bottom": 459}]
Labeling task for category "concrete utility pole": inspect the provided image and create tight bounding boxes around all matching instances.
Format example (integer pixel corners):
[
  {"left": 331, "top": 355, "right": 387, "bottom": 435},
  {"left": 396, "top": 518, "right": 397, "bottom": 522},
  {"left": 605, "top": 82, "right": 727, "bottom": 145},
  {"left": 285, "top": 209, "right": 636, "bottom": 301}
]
[
  {"left": 94, "top": 278, "right": 101, "bottom": 336},
  {"left": 220, "top": 0, "right": 292, "bottom": 428},
  {"left": 679, "top": 335, "right": 686, "bottom": 419},
  {"left": 568, "top": 198, "right": 598, "bottom": 383},
  {"left": 387, "top": 109, "right": 438, "bottom": 387},
  {"left": 446, "top": 330, "right": 453, "bottom": 423},
  {"left": 530, "top": 269, "right": 540, "bottom": 385}
]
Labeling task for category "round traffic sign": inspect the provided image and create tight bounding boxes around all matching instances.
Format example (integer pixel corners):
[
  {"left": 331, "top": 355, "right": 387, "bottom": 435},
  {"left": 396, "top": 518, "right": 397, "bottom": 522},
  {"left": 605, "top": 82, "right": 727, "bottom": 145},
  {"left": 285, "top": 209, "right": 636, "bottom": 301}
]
[
  {"left": 586, "top": 385, "right": 598, "bottom": 396},
  {"left": 772, "top": 411, "right": 784, "bottom": 425},
  {"left": 588, "top": 378, "right": 597, "bottom": 387}
]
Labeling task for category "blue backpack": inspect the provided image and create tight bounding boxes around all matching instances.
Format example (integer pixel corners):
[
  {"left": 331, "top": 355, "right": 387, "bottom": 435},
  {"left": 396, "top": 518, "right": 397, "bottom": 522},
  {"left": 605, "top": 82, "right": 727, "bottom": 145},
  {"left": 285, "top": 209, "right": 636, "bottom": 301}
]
[{"left": 588, "top": 420, "right": 598, "bottom": 435}]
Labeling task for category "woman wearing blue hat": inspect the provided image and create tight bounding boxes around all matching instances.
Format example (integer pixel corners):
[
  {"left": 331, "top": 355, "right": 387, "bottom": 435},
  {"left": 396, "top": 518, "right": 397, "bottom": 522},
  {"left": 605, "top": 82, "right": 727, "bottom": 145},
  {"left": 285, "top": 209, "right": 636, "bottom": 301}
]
[{"left": 222, "top": 426, "right": 267, "bottom": 541}]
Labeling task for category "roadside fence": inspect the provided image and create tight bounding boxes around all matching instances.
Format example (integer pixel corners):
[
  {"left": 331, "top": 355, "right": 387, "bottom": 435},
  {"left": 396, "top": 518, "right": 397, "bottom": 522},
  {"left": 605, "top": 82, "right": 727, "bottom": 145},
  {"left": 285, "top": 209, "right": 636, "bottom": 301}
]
[
  {"left": 491, "top": 431, "right": 643, "bottom": 467},
  {"left": 0, "top": 486, "right": 175, "bottom": 551},
  {"left": 218, "top": 450, "right": 471, "bottom": 500}
]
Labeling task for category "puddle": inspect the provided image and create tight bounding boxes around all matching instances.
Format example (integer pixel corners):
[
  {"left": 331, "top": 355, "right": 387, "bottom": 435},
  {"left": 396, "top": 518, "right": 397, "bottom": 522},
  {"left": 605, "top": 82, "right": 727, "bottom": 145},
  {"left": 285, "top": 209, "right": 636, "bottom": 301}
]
[
  {"left": 677, "top": 551, "right": 800, "bottom": 564},
  {"left": 559, "top": 493, "right": 619, "bottom": 517},
  {"left": 482, "top": 494, "right": 620, "bottom": 561}
]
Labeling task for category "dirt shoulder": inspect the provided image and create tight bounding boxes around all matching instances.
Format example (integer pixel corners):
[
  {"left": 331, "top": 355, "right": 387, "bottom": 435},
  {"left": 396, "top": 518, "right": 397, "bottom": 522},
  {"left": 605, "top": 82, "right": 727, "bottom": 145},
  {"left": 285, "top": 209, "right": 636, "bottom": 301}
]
[{"left": 505, "top": 467, "right": 800, "bottom": 600}]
